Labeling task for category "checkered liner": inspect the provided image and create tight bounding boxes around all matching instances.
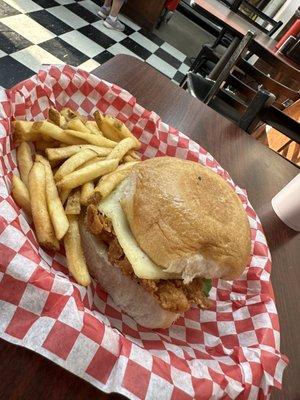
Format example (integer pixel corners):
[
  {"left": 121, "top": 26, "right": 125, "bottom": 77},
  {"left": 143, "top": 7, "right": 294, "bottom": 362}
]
[{"left": 0, "top": 65, "right": 288, "bottom": 400}]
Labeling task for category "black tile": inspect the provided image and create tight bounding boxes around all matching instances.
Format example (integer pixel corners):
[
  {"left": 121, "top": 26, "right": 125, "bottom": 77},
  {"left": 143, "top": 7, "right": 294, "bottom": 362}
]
[
  {"left": 0, "top": 56, "right": 34, "bottom": 88},
  {"left": 119, "top": 37, "right": 151, "bottom": 60},
  {"left": 184, "top": 56, "right": 192, "bottom": 66},
  {"left": 78, "top": 25, "right": 115, "bottom": 49},
  {"left": 173, "top": 70, "right": 185, "bottom": 84},
  {"left": 139, "top": 28, "right": 163, "bottom": 46},
  {"left": 65, "top": 3, "right": 99, "bottom": 24},
  {"left": 154, "top": 48, "right": 182, "bottom": 69},
  {"left": 31, "top": 0, "right": 58, "bottom": 7},
  {"left": 0, "top": 0, "right": 20, "bottom": 18},
  {"left": 40, "top": 37, "right": 89, "bottom": 66},
  {"left": 28, "top": 10, "right": 73, "bottom": 36},
  {"left": 0, "top": 22, "right": 32, "bottom": 54},
  {"left": 93, "top": 50, "right": 114, "bottom": 65},
  {"left": 122, "top": 24, "right": 134, "bottom": 36}
]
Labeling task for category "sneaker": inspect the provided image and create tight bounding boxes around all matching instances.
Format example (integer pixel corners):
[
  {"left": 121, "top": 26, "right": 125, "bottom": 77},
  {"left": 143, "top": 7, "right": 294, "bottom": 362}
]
[
  {"left": 103, "top": 16, "right": 125, "bottom": 32},
  {"left": 98, "top": 6, "right": 110, "bottom": 19}
]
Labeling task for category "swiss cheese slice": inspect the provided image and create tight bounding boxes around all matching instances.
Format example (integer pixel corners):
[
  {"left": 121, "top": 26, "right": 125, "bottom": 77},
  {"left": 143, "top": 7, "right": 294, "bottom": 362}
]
[{"left": 98, "top": 182, "right": 179, "bottom": 280}]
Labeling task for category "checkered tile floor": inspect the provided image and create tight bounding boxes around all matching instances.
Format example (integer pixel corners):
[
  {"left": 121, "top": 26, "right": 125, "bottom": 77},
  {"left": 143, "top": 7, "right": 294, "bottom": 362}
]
[{"left": 0, "top": 0, "right": 191, "bottom": 89}]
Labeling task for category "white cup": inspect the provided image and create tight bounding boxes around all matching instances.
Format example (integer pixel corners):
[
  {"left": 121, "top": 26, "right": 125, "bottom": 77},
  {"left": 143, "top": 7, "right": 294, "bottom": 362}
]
[{"left": 272, "top": 173, "right": 300, "bottom": 231}]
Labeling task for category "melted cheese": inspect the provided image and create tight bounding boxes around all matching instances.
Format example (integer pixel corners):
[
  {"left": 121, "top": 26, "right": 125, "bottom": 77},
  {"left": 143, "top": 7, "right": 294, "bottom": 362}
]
[{"left": 98, "top": 183, "right": 179, "bottom": 280}]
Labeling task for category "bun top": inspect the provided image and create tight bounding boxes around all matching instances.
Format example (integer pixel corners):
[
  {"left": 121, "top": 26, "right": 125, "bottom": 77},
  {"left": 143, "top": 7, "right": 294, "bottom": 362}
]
[{"left": 121, "top": 157, "right": 251, "bottom": 281}]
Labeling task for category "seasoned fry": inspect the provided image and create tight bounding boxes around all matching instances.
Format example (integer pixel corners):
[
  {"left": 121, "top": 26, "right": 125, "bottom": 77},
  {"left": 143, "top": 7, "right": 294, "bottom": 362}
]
[
  {"left": 67, "top": 118, "right": 90, "bottom": 133},
  {"left": 85, "top": 121, "right": 103, "bottom": 135},
  {"left": 123, "top": 154, "right": 137, "bottom": 163},
  {"left": 48, "top": 107, "right": 67, "bottom": 128},
  {"left": 128, "top": 150, "right": 141, "bottom": 160},
  {"left": 11, "top": 175, "right": 31, "bottom": 216},
  {"left": 88, "top": 161, "right": 139, "bottom": 203},
  {"left": 16, "top": 141, "right": 33, "bottom": 188},
  {"left": 106, "top": 137, "right": 139, "bottom": 163},
  {"left": 54, "top": 149, "right": 97, "bottom": 182},
  {"left": 57, "top": 158, "right": 118, "bottom": 191},
  {"left": 94, "top": 111, "right": 140, "bottom": 147},
  {"left": 59, "top": 188, "right": 71, "bottom": 205},
  {"left": 33, "top": 121, "right": 84, "bottom": 145},
  {"left": 28, "top": 162, "right": 59, "bottom": 251},
  {"left": 64, "top": 214, "right": 91, "bottom": 286},
  {"left": 13, "top": 121, "right": 37, "bottom": 143},
  {"left": 80, "top": 181, "right": 94, "bottom": 206},
  {"left": 35, "top": 140, "right": 60, "bottom": 152},
  {"left": 65, "top": 189, "right": 81, "bottom": 215},
  {"left": 66, "top": 129, "right": 117, "bottom": 148},
  {"left": 36, "top": 156, "right": 69, "bottom": 240},
  {"left": 45, "top": 144, "right": 111, "bottom": 161},
  {"left": 79, "top": 156, "right": 105, "bottom": 169}
]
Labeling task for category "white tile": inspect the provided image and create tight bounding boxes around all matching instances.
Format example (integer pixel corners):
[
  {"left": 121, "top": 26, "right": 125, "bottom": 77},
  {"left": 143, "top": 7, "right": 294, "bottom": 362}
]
[
  {"left": 0, "top": 50, "right": 6, "bottom": 58},
  {"left": 60, "top": 30, "right": 104, "bottom": 58},
  {"left": 47, "top": 5, "right": 88, "bottom": 29},
  {"left": 160, "top": 42, "right": 186, "bottom": 62},
  {"left": 108, "top": 42, "right": 142, "bottom": 60},
  {"left": 78, "top": 58, "right": 100, "bottom": 72},
  {"left": 1, "top": 14, "right": 55, "bottom": 44},
  {"left": 3, "top": 0, "right": 42, "bottom": 13},
  {"left": 129, "top": 31, "right": 159, "bottom": 53},
  {"left": 146, "top": 54, "right": 176, "bottom": 78},
  {"left": 55, "top": 0, "right": 74, "bottom": 4},
  {"left": 119, "top": 13, "right": 141, "bottom": 31},
  {"left": 92, "top": 20, "right": 127, "bottom": 42},
  {"left": 179, "top": 62, "right": 190, "bottom": 75},
  {"left": 11, "top": 45, "right": 63, "bottom": 72},
  {"left": 78, "top": 0, "right": 99, "bottom": 15}
]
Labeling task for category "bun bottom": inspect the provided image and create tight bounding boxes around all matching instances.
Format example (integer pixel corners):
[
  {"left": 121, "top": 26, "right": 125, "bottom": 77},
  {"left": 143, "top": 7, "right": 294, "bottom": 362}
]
[{"left": 79, "top": 221, "right": 179, "bottom": 329}]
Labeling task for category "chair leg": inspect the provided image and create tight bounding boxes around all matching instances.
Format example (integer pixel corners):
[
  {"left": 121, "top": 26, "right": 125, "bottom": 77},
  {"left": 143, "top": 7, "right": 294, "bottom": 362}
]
[
  {"left": 277, "top": 139, "right": 292, "bottom": 154},
  {"left": 291, "top": 143, "right": 300, "bottom": 164}
]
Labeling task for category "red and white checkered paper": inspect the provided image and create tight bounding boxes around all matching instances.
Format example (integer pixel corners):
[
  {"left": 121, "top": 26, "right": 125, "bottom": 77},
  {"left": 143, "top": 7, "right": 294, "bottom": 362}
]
[{"left": 0, "top": 65, "right": 288, "bottom": 400}]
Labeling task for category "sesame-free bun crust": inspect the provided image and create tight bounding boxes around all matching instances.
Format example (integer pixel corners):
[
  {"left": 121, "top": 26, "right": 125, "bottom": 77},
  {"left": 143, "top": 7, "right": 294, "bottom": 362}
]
[{"left": 121, "top": 157, "right": 251, "bottom": 280}]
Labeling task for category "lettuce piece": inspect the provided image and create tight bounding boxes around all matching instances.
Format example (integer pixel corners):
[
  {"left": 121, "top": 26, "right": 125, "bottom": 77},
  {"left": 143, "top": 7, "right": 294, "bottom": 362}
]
[{"left": 202, "top": 278, "right": 212, "bottom": 297}]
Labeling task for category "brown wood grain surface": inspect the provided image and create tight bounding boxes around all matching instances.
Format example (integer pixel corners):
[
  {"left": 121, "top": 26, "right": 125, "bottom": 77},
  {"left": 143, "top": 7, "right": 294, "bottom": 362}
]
[
  {"left": 193, "top": 0, "right": 300, "bottom": 79},
  {"left": 122, "top": 0, "right": 166, "bottom": 30},
  {"left": 1, "top": 55, "right": 299, "bottom": 400}
]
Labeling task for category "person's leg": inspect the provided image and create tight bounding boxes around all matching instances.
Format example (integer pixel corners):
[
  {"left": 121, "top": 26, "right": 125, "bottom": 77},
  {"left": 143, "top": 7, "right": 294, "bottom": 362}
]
[
  {"left": 98, "top": 0, "right": 112, "bottom": 19},
  {"left": 110, "top": 0, "right": 124, "bottom": 17},
  {"left": 103, "top": 0, "right": 125, "bottom": 31}
]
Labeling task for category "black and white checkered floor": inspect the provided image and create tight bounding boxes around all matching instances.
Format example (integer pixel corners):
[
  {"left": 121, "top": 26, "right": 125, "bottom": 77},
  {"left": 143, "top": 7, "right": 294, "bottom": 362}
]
[{"left": 0, "top": 0, "right": 191, "bottom": 89}]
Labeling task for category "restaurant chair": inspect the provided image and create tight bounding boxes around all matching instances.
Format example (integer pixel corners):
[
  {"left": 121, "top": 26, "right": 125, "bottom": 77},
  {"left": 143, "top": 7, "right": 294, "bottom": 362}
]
[{"left": 186, "top": 44, "right": 300, "bottom": 110}]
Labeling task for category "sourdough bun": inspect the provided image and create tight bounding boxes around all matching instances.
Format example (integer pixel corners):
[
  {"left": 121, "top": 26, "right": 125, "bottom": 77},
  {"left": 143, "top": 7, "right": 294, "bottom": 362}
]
[
  {"left": 121, "top": 157, "right": 251, "bottom": 281},
  {"left": 80, "top": 220, "right": 179, "bottom": 329}
]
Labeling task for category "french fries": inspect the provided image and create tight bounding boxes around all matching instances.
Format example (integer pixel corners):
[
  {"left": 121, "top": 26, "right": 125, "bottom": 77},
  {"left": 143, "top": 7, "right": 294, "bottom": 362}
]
[
  {"left": 65, "top": 189, "right": 81, "bottom": 215},
  {"left": 88, "top": 161, "right": 139, "bottom": 203},
  {"left": 16, "top": 141, "right": 33, "bottom": 188},
  {"left": 94, "top": 111, "right": 140, "bottom": 147},
  {"left": 54, "top": 149, "right": 97, "bottom": 182},
  {"left": 35, "top": 156, "right": 69, "bottom": 241},
  {"left": 48, "top": 107, "right": 67, "bottom": 128},
  {"left": 11, "top": 106, "right": 142, "bottom": 288},
  {"left": 33, "top": 121, "right": 84, "bottom": 145},
  {"left": 64, "top": 215, "right": 91, "bottom": 286},
  {"left": 28, "top": 162, "right": 59, "bottom": 251},
  {"left": 85, "top": 121, "right": 102, "bottom": 135},
  {"left": 66, "top": 129, "right": 117, "bottom": 148},
  {"left": 59, "top": 188, "right": 71, "bottom": 205},
  {"left": 80, "top": 181, "right": 94, "bottom": 206},
  {"left": 11, "top": 175, "right": 31, "bottom": 216},
  {"left": 45, "top": 145, "right": 111, "bottom": 161},
  {"left": 106, "top": 137, "right": 139, "bottom": 163},
  {"left": 57, "top": 158, "right": 118, "bottom": 191},
  {"left": 67, "top": 118, "right": 90, "bottom": 134},
  {"left": 13, "top": 121, "right": 38, "bottom": 143}
]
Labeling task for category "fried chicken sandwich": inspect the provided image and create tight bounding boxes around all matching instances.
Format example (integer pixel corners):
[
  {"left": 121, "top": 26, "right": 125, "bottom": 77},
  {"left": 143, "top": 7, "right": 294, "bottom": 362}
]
[{"left": 80, "top": 157, "right": 251, "bottom": 328}]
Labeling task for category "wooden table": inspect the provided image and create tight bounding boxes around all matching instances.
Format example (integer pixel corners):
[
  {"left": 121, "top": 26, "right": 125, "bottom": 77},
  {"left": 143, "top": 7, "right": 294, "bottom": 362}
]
[
  {"left": 193, "top": 0, "right": 300, "bottom": 79},
  {"left": 1, "top": 55, "right": 299, "bottom": 400}
]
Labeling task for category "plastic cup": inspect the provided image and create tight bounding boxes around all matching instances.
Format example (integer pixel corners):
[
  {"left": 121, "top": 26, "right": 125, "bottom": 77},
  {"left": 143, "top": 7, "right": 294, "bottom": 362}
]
[{"left": 272, "top": 173, "right": 300, "bottom": 231}]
